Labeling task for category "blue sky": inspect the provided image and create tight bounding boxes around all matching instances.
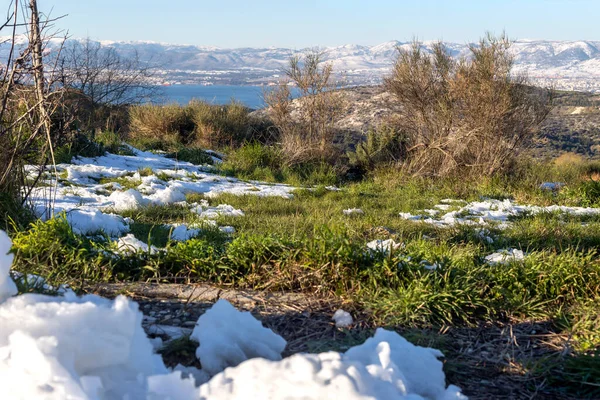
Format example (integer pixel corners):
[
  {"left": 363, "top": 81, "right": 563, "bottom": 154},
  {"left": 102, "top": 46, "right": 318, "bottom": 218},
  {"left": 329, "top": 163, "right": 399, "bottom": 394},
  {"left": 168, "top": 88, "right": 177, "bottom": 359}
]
[{"left": 41, "top": 0, "right": 599, "bottom": 48}]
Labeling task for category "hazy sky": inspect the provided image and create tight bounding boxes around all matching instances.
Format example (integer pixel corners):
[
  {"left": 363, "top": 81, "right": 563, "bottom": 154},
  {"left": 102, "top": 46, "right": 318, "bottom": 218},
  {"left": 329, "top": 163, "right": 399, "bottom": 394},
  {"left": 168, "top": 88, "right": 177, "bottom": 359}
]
[{"left": 39, "top": 0, "right": 599, "bottom": 48}]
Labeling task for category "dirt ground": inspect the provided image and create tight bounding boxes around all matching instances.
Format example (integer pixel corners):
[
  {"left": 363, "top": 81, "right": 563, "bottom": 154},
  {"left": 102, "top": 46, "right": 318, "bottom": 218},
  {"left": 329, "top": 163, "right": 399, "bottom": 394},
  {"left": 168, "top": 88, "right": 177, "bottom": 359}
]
[{"left": 93, "top": 282, "right": 598, "bottom": 400}]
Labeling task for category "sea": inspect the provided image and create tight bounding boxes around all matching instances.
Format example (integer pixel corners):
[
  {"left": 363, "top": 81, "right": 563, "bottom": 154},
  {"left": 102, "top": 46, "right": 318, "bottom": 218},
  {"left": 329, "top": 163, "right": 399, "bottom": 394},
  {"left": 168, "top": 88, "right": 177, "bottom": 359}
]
[{"left": 157, "top": 85, "right": 299, "bottom": 110}]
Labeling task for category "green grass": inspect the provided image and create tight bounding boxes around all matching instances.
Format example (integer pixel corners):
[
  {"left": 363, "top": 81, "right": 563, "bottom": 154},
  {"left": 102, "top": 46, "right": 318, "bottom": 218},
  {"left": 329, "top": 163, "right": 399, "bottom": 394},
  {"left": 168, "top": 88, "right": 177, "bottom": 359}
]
[{"left": 7, "top": 158, "right": 600, "bottom": 397}]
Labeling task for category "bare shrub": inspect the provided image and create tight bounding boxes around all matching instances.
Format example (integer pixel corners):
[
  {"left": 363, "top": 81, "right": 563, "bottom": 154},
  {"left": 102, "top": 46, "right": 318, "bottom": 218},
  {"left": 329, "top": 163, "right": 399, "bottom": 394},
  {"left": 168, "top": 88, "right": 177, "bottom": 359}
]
[
  {"left": 385, "top": 34, "right": 551, "bottom": 177},
  {"left": 265, "top": 51, "right": 346, "bottom": 165},
  {"left": 0, "top": 0, "right": 70, "bottom": 225},
  {"left": 128, "top": 103, "right": 193, "bottom": 144},
  {"left": 57, "top": 38, "right": 158, "bottom": 107},
  {"left": 189, "top": 100, "right": 250, "bottom": 148}
]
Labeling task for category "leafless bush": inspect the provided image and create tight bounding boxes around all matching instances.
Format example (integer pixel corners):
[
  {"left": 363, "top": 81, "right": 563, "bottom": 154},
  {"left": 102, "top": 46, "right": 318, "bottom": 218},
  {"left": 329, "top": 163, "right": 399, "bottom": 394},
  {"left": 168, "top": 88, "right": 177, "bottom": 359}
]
[
  {"left": 265, "top": 50, "right": 346, "bottom": 165},
  {"left": 385, "top": 34, "right": 551, "bottom": 177},
  {"left": 128, "top": 103, "right": 193, "bottom": 143},
  {"left": 1, "top": 0, "right": 68, "bottom": 222},
  {"left": 189, "top": 99, "right": 250, "bottom": 148},
  {"left": 57, "top": 38, "right": 158, "bottom": 106}
]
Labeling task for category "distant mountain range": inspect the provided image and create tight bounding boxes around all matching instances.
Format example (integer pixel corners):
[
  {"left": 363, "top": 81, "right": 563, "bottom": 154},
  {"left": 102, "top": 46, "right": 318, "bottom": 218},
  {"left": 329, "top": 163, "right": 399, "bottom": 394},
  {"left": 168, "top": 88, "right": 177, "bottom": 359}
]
[{"left": 2, "top": 37, "right": 600, "bottom": 91}]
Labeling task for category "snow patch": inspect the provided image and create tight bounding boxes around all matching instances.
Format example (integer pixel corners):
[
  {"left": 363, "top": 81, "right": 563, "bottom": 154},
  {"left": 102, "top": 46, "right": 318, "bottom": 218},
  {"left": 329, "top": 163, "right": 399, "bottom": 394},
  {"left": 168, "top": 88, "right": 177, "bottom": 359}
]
[
  {"left": 343, "top": 208, "right": 364, "bottom": 216},
  {"left": 484, "top": 249, "right": 526, "bottom": 265},
  {"left": 191, "top": 299, "right": 287, "bottom": 376},
  {"left": 116, "top": 234, "right": 160, "bottom": 254},
  {"left": 333, "top": 309, "right": 353, "bottom": 328},
  {"left": 0, "top": 231, "right": 17, "bottom": 303},
  {"left": 366, "top": 239, "right": 402, "bottom": 255}
]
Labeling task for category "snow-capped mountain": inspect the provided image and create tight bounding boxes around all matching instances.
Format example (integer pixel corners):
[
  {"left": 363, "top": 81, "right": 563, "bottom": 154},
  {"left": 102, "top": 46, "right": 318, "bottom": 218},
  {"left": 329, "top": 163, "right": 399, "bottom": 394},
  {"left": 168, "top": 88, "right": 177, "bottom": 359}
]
[{"left": 2, "top": 37, "right": 600, "bottom": 91}]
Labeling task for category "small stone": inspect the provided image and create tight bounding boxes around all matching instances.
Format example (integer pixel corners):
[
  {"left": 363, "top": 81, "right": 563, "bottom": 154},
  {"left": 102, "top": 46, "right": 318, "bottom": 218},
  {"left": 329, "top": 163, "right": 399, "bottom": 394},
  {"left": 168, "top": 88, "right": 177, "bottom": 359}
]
[
  {"left": 182, "top": 321, "right": 196, "bottom": 328},
  {"left": 170, "top": 318, "right": 182, "bottom": 326}
]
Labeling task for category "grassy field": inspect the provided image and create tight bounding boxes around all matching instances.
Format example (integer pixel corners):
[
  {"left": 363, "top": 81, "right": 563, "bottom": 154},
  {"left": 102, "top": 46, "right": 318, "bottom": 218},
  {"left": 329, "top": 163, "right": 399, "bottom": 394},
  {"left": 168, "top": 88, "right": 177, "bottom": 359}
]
[{"left": 7, "top": 144, "right": 600, "bottom": 398}]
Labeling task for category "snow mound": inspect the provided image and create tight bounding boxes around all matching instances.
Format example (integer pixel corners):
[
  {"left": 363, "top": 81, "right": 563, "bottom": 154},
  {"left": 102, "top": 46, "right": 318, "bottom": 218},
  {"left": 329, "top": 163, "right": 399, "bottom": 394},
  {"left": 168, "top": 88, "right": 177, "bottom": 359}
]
[
  {"left": 200, "top": 328, "right": 466, "bottom": 400},
  {"left": 191, "top": 299, "right": 287, "bottom": 376},
  {"left": 484, "top": 249, "right": 525, "bottom": 265},
  {"left": 0, "top": 230, "right": 466, "bottom": 399},
  {"left": 66, "top": 208, "right": 130, "bottom": 237},
  {"left": 107, "top": 188, "right": 148, "bottom": 211},
  {"left": 0, "top": 231, "right": 17, "bottom": 303},
  {"left": 344, "top": 328, "right": 465, "bottom": 399},
  {"left": 333, "top": 309, "right": 353, "bottom": 328},
  {"left": 0, "top": 293, "right": 171, "bottom": 399},
  {"left": 170, "top": 224, "right": 202, "bottom": 241},
  {"left": 191, "top": 201, "right": 245, "bottom": 219}
]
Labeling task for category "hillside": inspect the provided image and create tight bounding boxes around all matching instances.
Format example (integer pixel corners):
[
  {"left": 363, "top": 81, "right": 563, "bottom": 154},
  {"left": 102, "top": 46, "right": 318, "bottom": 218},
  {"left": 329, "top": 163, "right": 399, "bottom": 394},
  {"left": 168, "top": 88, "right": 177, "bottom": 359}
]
[
  {"left": 252, "top": 85, "right": 600, "bottom": 160},
  {"left": 3, "top": 37, "right": 600, "bottom": 90}
]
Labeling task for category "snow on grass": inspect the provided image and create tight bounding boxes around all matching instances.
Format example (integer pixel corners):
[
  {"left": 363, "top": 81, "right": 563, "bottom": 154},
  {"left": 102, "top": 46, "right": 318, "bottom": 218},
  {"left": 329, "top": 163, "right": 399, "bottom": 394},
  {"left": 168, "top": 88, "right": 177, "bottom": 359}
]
[
  {"left": 190, "top": 200, "right": 245, "bottom": 219},
  {"left": 28, "top": 146, "right": 292, "bottom": 240},
  {"left": 169, "top": 224, "right": 202, "bottom": 241},
  {"left": 116, "top": 234, "right": 160, "bottom": 254},
  {"left": 366, "top": 239, "right": 402, "bottom": 255},
  {"left": 400, "top": 198, "right": 600, "bottom": 228},
  {"left": 200, "top": 328, "right": 466, "bottom": 399},
  {"left": 0, "top": 231, "right": 466, "bottom": 399},
  {"left": 484, "top": 249, "right": 526, "bottom": 265},
  {"left": 343, "top": 208, "right": 364, "bottom": 216}
]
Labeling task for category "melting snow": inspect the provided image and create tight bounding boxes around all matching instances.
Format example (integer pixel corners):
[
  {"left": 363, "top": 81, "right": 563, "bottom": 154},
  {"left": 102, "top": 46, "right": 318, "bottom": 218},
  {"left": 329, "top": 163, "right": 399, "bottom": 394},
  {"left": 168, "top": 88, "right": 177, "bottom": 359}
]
[
  {"left": 116, "top": 234, "right": 160, "bottom": 254},
  {"left": 484, "top": 249, "right": 526, "bottom": 265},
  {"left": 28, "top": 146, "right": 293, "bottom": 239},
  {"left": 366, "top": 239, "right": 402, "bottom": 255},
  {"left": 343, "top": 208, "right": 364, "bottom": 216},
  {"left": 399, "top": 198, "right": 600, "bottom": 228},
  {"left": 0, "top": 231, "right": 466, "bottom": 399},
  {"left": 332, "top": 309, "right": 354, "bottom": 328},
  {"left": 191, "top": 299, "right": 287, "bottom": 375}
]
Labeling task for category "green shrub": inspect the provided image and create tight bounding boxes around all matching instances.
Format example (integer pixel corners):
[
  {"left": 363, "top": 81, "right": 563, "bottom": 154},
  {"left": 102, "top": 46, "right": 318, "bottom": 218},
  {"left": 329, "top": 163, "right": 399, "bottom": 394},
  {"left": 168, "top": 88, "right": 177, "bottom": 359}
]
[
  {"left": 222, "top": 143, "right": 282, "bottom": 175},
  {"left": 348, "top": 125, "right": 407, "bottom": 171},
  {"left": 11, "top": 216, "right": 112, "bottom": 290},
  {"left": 165, "top": 146, "right": 214, "bottom": 166},
  {"left": 54, "top": 133, "right": 106, "bottom": 164}
]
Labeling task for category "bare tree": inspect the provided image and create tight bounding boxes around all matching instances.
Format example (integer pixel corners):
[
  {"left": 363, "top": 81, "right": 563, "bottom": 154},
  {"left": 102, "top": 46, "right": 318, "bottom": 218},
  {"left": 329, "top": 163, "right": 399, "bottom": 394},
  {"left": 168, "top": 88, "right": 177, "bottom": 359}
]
[
  {"left": 265, "top": 50, "right": 345, "bottom": 165},
  {"left": 57, "top": 37, "right": 158, "bottom": 106},
  {"left": 0, "top": 0, "right": 67, "bottom": 223}
]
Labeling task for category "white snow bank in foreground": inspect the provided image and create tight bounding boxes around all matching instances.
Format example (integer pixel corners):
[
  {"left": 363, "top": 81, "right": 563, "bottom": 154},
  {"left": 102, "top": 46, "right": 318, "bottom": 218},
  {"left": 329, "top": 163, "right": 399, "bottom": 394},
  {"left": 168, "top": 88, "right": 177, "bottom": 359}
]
[
  {"left": 201, "top": 328, "right": 466, "bottom": 400},
  {"left": 484, "top": 248, "right": 525, "bottom": 265},
  {"left": 0, "top": 293, "right": 172, "bottom": 399},
  {"left": 0, "top": 231, "right": 17, "bottom": 303},
  {"left": 191, "top": 299, "right": 287, "bottom": 376},
  {"left": 0, "top": 231, "right": 466, "bottom": 399}
]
